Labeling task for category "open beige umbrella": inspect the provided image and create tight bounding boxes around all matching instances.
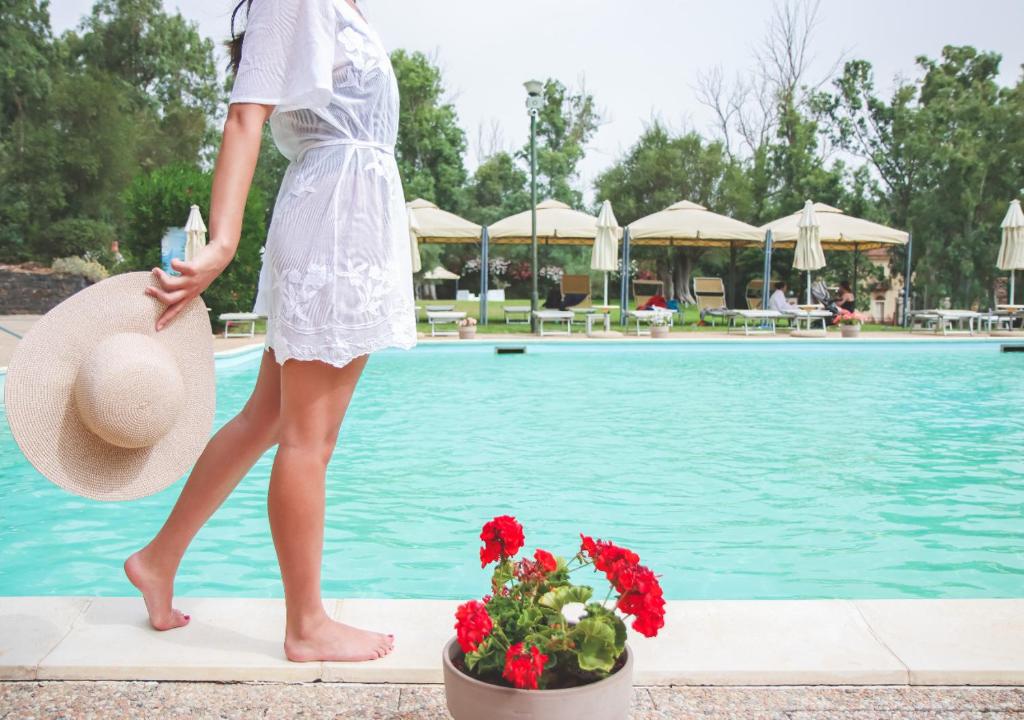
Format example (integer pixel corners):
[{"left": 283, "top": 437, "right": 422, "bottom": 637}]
[
  {"left": 592, "top": 200, "right": 619, "bottom": 305},
  {"left": 489, "top": 198, "right": 616, "bottom": 245},
  {"left": 627, "top": 200, "right": 763, "bottom": 247},
  {"left": 184, "top": 205, "right": 207, "bottom": 263},
  {"left": 998, "top": 199, "right": 1024, "bottom": 303},
  {"left": 406, "top": 198, "right": 481, "bottom": 245},
  {"left": 794, "top": 200, "right": 826, "bottom": 304},
  {"left": 760, "top": 202, "right": 908, "bottom": 250},
  {"left": 422, "top": 266, "right": 461, "bottom": 281}
]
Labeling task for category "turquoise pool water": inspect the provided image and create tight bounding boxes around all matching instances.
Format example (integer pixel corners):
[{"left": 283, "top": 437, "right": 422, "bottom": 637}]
[{"left": 1, "top": 341, "right": 1022, "bottom": 600}]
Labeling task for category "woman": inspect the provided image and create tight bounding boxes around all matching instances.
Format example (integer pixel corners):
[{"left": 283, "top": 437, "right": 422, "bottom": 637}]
[
  {"left": 836, "top": 281, "right": 856, "bottom": 313},
  {"left": 124, "top": 0, "right": 416, "bottom": 663}
]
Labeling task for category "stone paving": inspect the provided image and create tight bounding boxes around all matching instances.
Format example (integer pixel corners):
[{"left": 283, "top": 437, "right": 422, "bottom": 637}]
[{"left": 1, "top": 682, "right": 1022, "bottom": 719}]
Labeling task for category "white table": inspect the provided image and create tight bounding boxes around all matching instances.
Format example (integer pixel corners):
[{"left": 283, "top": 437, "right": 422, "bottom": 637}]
[
  {"left": 532, "top": 310, "right": 573, "bottom": 336},
  {"left": 579, "top": 305, "right": 618, "bottom": 336}
]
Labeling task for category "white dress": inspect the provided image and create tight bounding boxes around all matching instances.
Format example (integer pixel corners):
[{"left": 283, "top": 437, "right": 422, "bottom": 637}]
[{"left": 229, "top": 0, "right": 416, "bottom": 367}]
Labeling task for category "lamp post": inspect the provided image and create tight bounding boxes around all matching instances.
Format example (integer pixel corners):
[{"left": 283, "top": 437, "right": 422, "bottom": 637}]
[{"left": 524, "top": 79, "right": 543, "bottom": 332}]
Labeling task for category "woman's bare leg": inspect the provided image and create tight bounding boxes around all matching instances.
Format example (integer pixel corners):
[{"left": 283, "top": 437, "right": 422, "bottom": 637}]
[
  {"left": 271, "top": 356, "right": 393, "bottom": 662},
  {"left": 125, "top": 350, "right": 282, "bottom": 630}
]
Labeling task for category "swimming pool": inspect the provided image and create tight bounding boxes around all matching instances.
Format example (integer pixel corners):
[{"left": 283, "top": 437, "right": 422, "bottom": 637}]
[{"left": 1, "top": 340, "right": 1022, "bottom": 600}]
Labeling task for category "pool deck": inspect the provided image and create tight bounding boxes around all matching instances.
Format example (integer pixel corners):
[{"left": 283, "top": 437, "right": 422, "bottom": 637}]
[
  {"left": 3, "top": 314, "right": 1023, "bottom": 371},
  {"left": 2, "top": 597, "right": 1022, "bottom": 686}
]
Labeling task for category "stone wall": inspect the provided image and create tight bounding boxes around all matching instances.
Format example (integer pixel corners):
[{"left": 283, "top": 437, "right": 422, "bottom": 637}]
[{"left": 0, "top": 265, "right": 90, "bottom": 315}]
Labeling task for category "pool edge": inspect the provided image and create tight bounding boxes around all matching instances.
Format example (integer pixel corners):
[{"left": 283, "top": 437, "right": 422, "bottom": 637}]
[{"left": 2, "top": 597, "right": 1021, "bottom": 685}]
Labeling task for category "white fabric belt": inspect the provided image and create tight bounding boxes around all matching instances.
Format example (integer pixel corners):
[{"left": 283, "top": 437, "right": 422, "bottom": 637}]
[{"left": 304, "top": 138, "right": 395, "bottom": 156}]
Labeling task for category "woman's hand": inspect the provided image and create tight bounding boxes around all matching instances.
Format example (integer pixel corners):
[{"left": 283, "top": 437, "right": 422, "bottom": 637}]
[{"left": 147, "top": 242, "right": 233, "bottom": 331}]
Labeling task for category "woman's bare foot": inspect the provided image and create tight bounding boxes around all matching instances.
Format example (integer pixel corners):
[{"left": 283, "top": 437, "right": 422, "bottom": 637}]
[
  {"left": 285, "top": 616, "right": 394, "bottom": 662},
  {"left": 124, "top": 550, "right": 190, "bottom": 631}
]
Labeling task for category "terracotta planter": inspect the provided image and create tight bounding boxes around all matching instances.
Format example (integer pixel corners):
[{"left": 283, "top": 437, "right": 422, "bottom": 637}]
[
  {"left": 458, "top": 327, "right": 477, "bottom": 340},
  {"left": 840, "top": 324, "right": 861, "bottom": 338},
  {"left": 442, "top": 638, "right": 634, "bottom": 720},
  {"left": 650, "top": 325, "right": 670, "bottom": 339}
]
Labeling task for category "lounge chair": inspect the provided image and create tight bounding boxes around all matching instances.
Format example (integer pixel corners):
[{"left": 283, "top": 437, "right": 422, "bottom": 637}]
[
  {"left": 727, "top": 309, "right": 783, "bottom": 335},
  {"left": 910, "top": 309, "right": 979, "bottom": 336},
  {"left": 745, "top": 279, "right": 764, "bottom": 310},
  {"left": 532, "top": 310, "right": 573, "bottom": 336},
  {"left": 503, "top": 305, "right": 531, "bottom": 324},
  {"left": 693, "top": 277, "right": 732, "bottom": 325},
  {"left": 219, "top": 312, "right": 261, "bottom": 338},
  {"left": 560, "top": 274, "right": 592, "bottom": 310},
  {"left": 624, "top": 279, "right": 679, "bottom": 333},
  {"left": 426, "top": 310, "right": 466, "bottom": 337}
]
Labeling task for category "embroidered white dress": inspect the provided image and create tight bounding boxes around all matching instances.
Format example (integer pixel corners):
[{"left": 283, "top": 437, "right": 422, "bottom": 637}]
[{"left": 229, "top": 0, "right": 416, "bottom": 367}]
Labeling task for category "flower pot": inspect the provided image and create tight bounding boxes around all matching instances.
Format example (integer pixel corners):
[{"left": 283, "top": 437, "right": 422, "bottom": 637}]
[
  {"left": 458, "top": 327, "right": 477, "bottom": 340},
  {"left": 840, "top": 324, "right": 861, "bottom": 338},
  {"left": 442, "top": 638, "right": 634, "bottom": 720},
  {"left": 650, "top": 325, "right": 670, "bottom": 339}
]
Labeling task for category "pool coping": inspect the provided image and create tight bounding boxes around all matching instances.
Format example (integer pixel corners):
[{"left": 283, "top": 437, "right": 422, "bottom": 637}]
[{"left": 1, "top": 597, "right": 1021, "bottom": 685}]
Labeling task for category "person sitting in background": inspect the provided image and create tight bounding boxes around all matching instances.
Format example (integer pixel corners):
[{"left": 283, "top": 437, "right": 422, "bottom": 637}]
[
  {"left": 767, "top": 281, "right": 796, "bottom": 314},
  {"left": 836, "top": 281, "right": 856, "bottom": 312}
]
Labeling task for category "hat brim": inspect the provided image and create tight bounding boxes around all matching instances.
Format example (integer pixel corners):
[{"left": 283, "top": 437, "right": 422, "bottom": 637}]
[{"left": 4, "top": 272, "right": 215, "bottom": 501}]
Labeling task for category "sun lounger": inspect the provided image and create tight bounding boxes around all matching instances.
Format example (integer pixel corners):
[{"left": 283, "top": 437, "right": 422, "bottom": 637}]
[
  {"left": 426, "top": 310, "right": 466, "bottom": 337},
  {"left": 693, "top": 277, "right": 731, "bottom": 325},
  {"left": 781, "top": 308, "right": 832, "bottom": 332},
  {"left": 503, "top": 305, "right": 531, "bottom": 324},
  {"left": 532, "top": 310, "right": 573, "bottom": 336},
  {"left": 218, "top": 312, "right": 261, "bottom": 338},
  {"left": 911, "top": 310, "right": 979, "bottom": 336},
  {"left": 726, "top": 309, "right": 783, "bottom": 335},
  {"left": 625, "top": 307, "right": 675, "bottom": 336}
]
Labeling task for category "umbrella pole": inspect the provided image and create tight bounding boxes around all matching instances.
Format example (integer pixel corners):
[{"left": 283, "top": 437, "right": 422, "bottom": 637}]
[
  {"left": 902, "top": 233, "right": 913, "bottom": 326},
  {"left": 603, "top": 271, "right": 609, "bottom": 307},
  {"left": 761, "top": 230, "right": 773, "bottom": 309},
  {"left": 480, "top": 227, "right": 489, "bottom": 325},
  {"left": 853, "top": 243, "right": 859, "bottom": 302},
  {"left": 620, "top": 228, "right": 631, "bottom": 327},
  {"left": 806, "top": 270, "right": 811, "bottom": 305},
  {"left": 728, "top": 241, "right": 737, "bottom": 308},
  {"left": 1011, "top": 271, "right": 1016, "bottom": 305}
]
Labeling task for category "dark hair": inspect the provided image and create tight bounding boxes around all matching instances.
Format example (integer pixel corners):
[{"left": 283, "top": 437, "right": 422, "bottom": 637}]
[
  {"left": 227, "top": 0, "right": 252, "bottom": 75},
  {"left": 839, "top": 280, "right": 852, "bottom": 292},
  {"left": 774, "top": 281, "right": 786, "bottom": 291}
]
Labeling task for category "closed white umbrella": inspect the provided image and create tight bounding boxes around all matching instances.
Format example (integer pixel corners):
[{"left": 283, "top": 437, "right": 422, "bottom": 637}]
[
  {"left": 793, "top": 200, "right": 826, "bottom": 304},
  {"left": 407, "top": 206, "right": 423, "bottom": 274},
  {"left": 998, "top": 199, "right": 1024, "bottom": 303},
  {"left": 592, "top": 200, "right": 619, "bottom": 305},
  {"left": 184, "top": 205, "right": 207, "bottom": 263}
]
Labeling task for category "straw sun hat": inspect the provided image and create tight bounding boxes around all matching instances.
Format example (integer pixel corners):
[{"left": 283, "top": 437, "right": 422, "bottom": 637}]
[{"left": 4, "top": 272, "right": 215, "bottom": 501}]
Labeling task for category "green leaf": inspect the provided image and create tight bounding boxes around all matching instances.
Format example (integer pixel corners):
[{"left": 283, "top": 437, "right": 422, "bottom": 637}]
[
  {"left": 538, "top": 585, "right": 593, "bottom": 613},
  {"left": 570, "top": 617, "right": 619, "bottom": 673}
]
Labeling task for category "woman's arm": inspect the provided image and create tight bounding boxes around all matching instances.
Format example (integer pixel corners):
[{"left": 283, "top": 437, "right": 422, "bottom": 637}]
[{"left": 147, "top": 102, "right": 274, "bottom": 331}]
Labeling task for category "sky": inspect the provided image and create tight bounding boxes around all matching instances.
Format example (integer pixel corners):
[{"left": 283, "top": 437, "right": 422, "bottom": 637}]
[{"left": 51, "top": 0, "right": 1024, "bottom": 202}]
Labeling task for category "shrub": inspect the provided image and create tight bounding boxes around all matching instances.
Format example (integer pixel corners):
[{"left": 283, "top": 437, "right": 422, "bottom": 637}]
[
  {"left": 120, "top": 164, "right": 267, "bottom": 319},
  {"left": 37, "top": 219, "right": 117, "bottom": 262},
  {"left": 51, "top": 256, "right": 109, "bottom": 283}
]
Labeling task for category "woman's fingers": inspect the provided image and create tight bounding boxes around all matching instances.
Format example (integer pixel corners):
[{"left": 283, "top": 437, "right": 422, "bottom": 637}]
[
  {"left": 146, "top": 284, "right": 190, "bottom": 308},
  {"left": 169, "top": 258, "right": 198, "bottom": 276},
  {"left": 152, "top": 267, "right": 189, "bottom": 291},
  {"left": 156, "top": 301, "right": 189, "bottom": 332}
]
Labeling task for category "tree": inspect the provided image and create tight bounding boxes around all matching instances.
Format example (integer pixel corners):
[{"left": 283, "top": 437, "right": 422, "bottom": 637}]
[
  {"left": 520, "top": 79, "right": 601, "bottom": 209},
  {"left": 463, "top": 151, "right": 529, "bottom": 226},
  {"left": 391, "top": 49, "right": 468, "bottom": 213},
  {"left": 820, "top": 46, "right": 1024, "bottom": 307}
]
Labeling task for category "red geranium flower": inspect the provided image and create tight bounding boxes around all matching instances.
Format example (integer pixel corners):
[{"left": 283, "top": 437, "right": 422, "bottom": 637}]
[
  {"left": 533, "top": 549, "right": 557, "bottom": 573},
  {"left": 616, "top": 565, "right": 666, "bottom": 637},
  {"left": 502, "top": 642, "right": 548, "bottom": 689},
  {"left": 480, "top": 515, "right": 525, "bottom": 567},
  {"left": 454, "top": 599, "right": 493, "bottom": 653}
]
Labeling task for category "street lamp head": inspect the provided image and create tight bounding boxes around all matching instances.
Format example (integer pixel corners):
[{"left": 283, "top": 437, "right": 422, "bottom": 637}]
[{"left": 523, "top": 79, "right": 543, "bottom": 97}]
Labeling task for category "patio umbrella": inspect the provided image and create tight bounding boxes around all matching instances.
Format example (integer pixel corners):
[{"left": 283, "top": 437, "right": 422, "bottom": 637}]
[
  {"left": 489, "top": 198, "right": 614, "bottom": 245},
  {"left": 592, "top": 200, "right": 619, "bottom": 305},
  {"left": 998, "top": 199, "right": 1024, "bottom": 303},
  {"left": 627, "top": 200, "right": 763, "bottom": 306},
  {"left": 422, "top": 266, "right": 460, "bottom": 281},
  {"left": 794, "top": 200, "right": 826, "bottom": 304},
  {"left": 184, "top": 205, "right": 207, "bottom": 263}
]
